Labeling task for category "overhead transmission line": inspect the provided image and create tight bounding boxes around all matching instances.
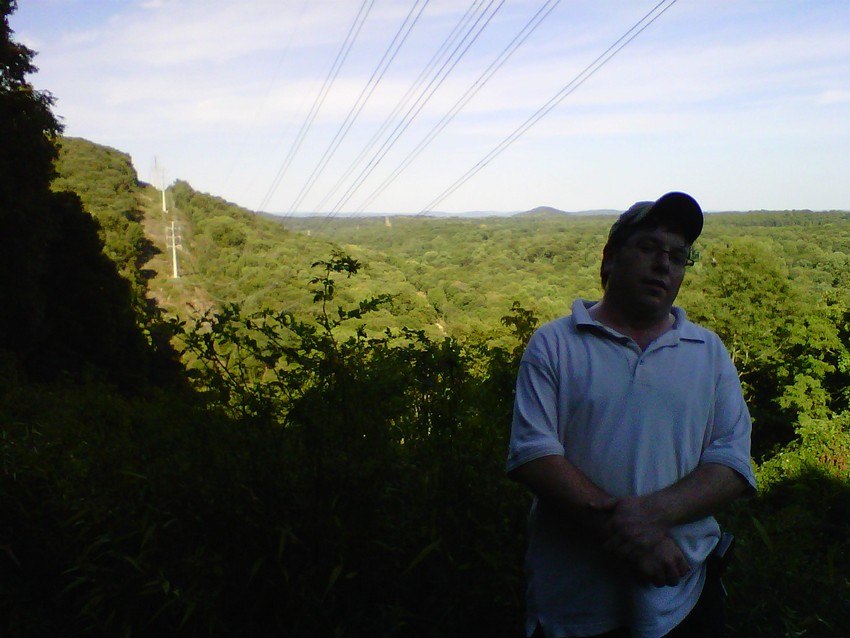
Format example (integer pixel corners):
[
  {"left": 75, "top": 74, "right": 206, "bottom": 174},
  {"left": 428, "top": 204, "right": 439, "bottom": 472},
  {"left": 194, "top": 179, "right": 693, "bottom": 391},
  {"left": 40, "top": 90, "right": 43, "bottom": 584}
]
[
  {"left": 354, "top": 0, "right": 561, "bottom": 214},
  {"left": 324, "top": 0, "right": 507, "bottom": 219},
  {"left": 418, "top": 0, "right": 679, "bottom": 215},
  {"left": 327, "top": 0, "right": 504, "bottom": 217},
  {"left": 220, "top": 0, "right": 310, "bottom": 194},
  {"left": 256, "top": 0, "right": 375, "bottom": 214},
  {"left": 313, "top": 0, "right": 486, "bottom": 214},
  {"left": 285, "top": 0, "right": 430, "bottom": 216}
]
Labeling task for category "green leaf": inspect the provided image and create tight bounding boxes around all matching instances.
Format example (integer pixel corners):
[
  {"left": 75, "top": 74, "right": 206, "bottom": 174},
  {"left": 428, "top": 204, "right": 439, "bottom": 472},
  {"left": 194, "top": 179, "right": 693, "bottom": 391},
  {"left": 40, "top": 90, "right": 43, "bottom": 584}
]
[
  {"left": 402, "top": 539, "right": 442, "bottom": 576},
  {"left": 750, "top": 515, "right": 773, "bottom": 553},
  {"left": 323, "top": 562, "right": 344, "bottom": 600}
]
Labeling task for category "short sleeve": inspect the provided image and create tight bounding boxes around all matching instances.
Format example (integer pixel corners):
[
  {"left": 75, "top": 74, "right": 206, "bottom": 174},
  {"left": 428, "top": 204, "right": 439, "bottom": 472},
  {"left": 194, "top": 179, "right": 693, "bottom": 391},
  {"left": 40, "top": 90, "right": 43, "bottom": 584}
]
[
  {"left": 699, "top": 340, "right": 758, "bottom": 495},
  {"left": 506, "top": 332, "right": 566, "bottom": 473}
]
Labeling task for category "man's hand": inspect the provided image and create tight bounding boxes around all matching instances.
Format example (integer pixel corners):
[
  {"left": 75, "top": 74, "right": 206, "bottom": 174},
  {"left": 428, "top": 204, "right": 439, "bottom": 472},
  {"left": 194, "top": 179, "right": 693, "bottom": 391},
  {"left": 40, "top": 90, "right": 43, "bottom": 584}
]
[
  {"left": 590, "top": 495, "right": 667, "bottom": 558},
  {"left": 589, "top": 496, "right": 689, "bottom": 587},
  {"left": 632, "top": 536, "right": 690, "bottom": 587}
]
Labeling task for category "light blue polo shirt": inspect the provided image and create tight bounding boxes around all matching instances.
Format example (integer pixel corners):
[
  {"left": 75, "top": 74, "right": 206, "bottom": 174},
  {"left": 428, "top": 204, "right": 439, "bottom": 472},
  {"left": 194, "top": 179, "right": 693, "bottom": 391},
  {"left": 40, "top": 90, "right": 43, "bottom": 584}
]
[{"left": 508, "top": 299, "right": 757, "bottom": 638}]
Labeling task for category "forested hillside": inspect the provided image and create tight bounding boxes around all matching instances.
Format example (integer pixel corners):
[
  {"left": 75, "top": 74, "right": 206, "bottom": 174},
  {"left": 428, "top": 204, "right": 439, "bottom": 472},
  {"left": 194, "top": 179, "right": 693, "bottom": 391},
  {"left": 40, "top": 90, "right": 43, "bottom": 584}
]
[{"left": 2, "top": 1, "right": 850, "bottom": 635}]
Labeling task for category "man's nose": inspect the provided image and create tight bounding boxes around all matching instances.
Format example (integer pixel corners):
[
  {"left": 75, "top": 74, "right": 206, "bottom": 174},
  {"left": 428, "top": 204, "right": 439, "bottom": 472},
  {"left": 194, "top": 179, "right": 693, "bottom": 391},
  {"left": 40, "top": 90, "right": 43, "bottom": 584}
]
[{"left": 652, "top": 249, "right": 672, "bottom": 269}]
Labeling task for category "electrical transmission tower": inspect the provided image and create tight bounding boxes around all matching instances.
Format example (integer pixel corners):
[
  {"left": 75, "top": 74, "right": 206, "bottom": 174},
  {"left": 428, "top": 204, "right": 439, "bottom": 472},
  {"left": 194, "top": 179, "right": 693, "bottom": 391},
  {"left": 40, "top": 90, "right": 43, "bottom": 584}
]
[
  {"left": 165, "top": 220, "right": 182, "bottom": 279},
  {"left": 153, "top": 156, "right": 180, "bottom": 278},
  {"left": 151, "top": 156, "right": 168, "bottom": 213}
]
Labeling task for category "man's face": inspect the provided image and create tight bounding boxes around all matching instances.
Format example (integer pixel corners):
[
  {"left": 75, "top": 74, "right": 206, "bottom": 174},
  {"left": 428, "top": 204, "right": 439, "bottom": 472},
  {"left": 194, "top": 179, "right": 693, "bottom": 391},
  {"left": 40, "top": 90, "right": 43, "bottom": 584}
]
[{"left": 603, "top": 226, "right": 690, "bottom": 320}]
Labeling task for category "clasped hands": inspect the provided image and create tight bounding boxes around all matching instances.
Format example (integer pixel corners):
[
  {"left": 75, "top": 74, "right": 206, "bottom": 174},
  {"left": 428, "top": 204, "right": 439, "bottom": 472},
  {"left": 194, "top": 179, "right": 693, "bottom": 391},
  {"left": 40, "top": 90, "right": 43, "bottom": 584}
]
[{"left": 589, "top": 496, "right": 689, "bottom": 588}]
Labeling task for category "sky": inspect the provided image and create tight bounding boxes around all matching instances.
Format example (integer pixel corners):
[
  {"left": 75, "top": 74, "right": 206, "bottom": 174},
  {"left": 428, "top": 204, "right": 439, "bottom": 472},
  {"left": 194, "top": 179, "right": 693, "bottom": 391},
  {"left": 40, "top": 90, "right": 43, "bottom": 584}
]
[{"left": 9, "top": 0, "right": 850, "bottom": 215}]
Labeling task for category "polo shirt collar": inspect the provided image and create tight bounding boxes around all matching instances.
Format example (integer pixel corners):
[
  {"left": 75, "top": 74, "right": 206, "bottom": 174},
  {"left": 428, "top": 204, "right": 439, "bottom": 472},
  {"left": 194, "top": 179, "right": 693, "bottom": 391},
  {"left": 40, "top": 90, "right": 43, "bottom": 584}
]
[{"left": 572, "top": 299, "right": 705, "bottom": 344}]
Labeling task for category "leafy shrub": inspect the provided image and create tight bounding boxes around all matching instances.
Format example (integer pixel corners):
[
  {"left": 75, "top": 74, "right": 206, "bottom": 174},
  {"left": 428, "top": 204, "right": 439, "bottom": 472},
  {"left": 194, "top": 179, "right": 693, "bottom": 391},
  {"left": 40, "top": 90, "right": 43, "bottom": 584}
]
[
  {"left": 722, "top": 413, "right": 850, "bottom": 637},
  {"left": 0, "top": 254, "right": 528, "bottom": 637}
]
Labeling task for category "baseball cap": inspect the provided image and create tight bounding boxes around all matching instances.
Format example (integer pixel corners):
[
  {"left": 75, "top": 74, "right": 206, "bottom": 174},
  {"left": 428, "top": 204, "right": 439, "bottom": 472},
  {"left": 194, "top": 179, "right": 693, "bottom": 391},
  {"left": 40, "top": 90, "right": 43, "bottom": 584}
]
[{"left": 607, "top": 192, "right": 703, "bottom": 245}]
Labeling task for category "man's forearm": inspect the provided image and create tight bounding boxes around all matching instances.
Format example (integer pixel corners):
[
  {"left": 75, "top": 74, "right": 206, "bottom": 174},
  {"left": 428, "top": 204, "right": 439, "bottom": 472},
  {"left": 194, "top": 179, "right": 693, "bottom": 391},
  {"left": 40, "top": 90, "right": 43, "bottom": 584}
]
[
  {"left": 644, "top": 462, "right": 749, "bottom": 527},
  {"left": 508, "top": 454, "right": 611, "bottom": 533},
  {"left": 510, "top": 454, "right": 690, "bottom": 586},
  {"left": 598, "top": 463, "right": 749, "bottom": 557}
]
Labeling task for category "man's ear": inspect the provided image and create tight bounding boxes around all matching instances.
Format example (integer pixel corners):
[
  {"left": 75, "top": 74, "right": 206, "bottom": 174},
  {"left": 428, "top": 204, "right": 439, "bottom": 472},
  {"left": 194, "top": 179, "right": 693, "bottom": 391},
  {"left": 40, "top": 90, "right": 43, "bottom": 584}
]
[{"left": 600, "top": 245, "right": 614, "bottom": 289}]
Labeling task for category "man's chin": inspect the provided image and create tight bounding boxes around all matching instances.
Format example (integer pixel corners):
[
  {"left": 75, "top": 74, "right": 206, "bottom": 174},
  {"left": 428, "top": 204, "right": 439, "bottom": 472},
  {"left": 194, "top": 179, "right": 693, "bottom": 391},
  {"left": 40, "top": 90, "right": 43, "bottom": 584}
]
[{"left": 631, "top": 297, "right": 674, "bottom": 320}]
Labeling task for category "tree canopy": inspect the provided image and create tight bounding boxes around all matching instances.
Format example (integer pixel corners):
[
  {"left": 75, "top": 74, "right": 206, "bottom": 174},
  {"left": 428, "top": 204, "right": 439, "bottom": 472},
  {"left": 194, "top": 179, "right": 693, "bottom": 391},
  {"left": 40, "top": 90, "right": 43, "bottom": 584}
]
[{"left": 0, "top": 0, "right": 159, "bottom": 386}]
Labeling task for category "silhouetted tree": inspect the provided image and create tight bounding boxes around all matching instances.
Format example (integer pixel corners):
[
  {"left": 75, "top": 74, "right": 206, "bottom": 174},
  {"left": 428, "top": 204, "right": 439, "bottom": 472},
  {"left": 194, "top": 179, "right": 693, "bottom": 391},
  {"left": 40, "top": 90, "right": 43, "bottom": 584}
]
[{"left": 0, "top": 0, "right": 150, "bottom": 386}]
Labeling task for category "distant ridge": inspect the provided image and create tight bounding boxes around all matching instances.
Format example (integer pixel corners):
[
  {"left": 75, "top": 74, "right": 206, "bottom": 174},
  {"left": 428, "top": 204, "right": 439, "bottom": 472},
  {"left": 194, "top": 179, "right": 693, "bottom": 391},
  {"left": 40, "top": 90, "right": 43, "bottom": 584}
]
[
  {"left": 513, "top": 205, "right": 619, "bottom": 217},
  {"left": 263, "top": 207, "right": 622, "bottom": 220}
]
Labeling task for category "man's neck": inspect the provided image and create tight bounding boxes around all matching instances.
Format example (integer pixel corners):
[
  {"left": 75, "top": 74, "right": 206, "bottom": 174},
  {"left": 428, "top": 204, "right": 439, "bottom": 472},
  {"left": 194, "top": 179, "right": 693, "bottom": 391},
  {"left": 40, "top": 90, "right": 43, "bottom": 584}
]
[{"left": 587, "top": 299, "right": 674, "bottom": 350}]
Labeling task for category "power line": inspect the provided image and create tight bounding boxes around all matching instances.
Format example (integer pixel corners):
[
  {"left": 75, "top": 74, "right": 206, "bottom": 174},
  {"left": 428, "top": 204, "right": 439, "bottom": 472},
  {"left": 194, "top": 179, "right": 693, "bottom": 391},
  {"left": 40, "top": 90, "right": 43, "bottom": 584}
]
[
  {"left": 285, "top": 0, "right": 430, "bottom": 216},
  {"left": 355, "top": 0, "right": 561, "bottom": 214},
  {"left": 327, "top": 0, "right": 505, "bottom": 217},
  {"left": 418, "top": 0, "right": 679, "bottom": 215},
  {"left": 220, "top": 0, "right": 310, "bottom": 195},
  {"left": 256, "top": 0, "right": 375, "bottom": 214},
  {"left": 328, "top": 0, "right": 504, "bottom": 217},
  {"left": 312, "top": 0, "right": 486, "bottom": 215}
]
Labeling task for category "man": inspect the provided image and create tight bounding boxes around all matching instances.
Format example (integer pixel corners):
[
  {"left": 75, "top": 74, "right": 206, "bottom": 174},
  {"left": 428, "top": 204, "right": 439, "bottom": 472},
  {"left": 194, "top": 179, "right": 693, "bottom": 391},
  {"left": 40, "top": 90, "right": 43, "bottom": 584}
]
[{"left": 507, "top": 192, "right": 756, "bottom": 638}]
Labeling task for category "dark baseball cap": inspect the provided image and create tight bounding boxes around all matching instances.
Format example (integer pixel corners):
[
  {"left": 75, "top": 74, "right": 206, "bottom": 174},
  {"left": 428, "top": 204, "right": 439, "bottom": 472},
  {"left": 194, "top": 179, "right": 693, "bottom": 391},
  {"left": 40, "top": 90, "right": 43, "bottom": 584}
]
[{"left": 607, "top": 191, "right": 703, "bottom": 245}]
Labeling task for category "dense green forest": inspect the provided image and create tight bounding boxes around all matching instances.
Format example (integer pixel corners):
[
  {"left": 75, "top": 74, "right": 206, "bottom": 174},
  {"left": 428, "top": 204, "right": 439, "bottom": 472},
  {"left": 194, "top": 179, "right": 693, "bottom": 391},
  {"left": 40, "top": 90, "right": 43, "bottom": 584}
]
[{"left": 2, "top": 2, "right": 850, "bottom": 635}]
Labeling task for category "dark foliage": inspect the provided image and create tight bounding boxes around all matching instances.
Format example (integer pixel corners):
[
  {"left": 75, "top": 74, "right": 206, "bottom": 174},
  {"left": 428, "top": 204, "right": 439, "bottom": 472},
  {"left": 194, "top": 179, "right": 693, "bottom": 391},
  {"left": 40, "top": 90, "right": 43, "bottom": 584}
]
[
  {"left": 0, "top": 256, "right": 530, "bottom": 637},
  {"left": 0, "top": 2, "right": 170, "bottom": 387}
]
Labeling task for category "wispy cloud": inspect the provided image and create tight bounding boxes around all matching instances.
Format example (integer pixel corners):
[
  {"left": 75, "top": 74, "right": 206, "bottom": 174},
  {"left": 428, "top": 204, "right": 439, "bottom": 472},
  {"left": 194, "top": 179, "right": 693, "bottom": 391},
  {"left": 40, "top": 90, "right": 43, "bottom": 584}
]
[{"left": 11, "top": 0, "right": 850, "bottom": 213}]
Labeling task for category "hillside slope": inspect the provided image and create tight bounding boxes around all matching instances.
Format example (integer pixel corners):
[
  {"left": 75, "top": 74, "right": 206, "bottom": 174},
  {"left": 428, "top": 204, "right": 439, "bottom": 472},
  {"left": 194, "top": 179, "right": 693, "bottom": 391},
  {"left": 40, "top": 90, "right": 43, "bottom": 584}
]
[{"left": 52, "top": 139, "right": 445, "bottom": 336}]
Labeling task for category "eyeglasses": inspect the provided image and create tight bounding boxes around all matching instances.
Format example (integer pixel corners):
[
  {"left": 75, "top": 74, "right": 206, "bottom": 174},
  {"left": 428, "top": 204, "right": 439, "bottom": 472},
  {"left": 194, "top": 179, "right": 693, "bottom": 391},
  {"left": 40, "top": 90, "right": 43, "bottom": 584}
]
[{"left": 627, "top": 237, "right": 695, "bottom": 267}]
